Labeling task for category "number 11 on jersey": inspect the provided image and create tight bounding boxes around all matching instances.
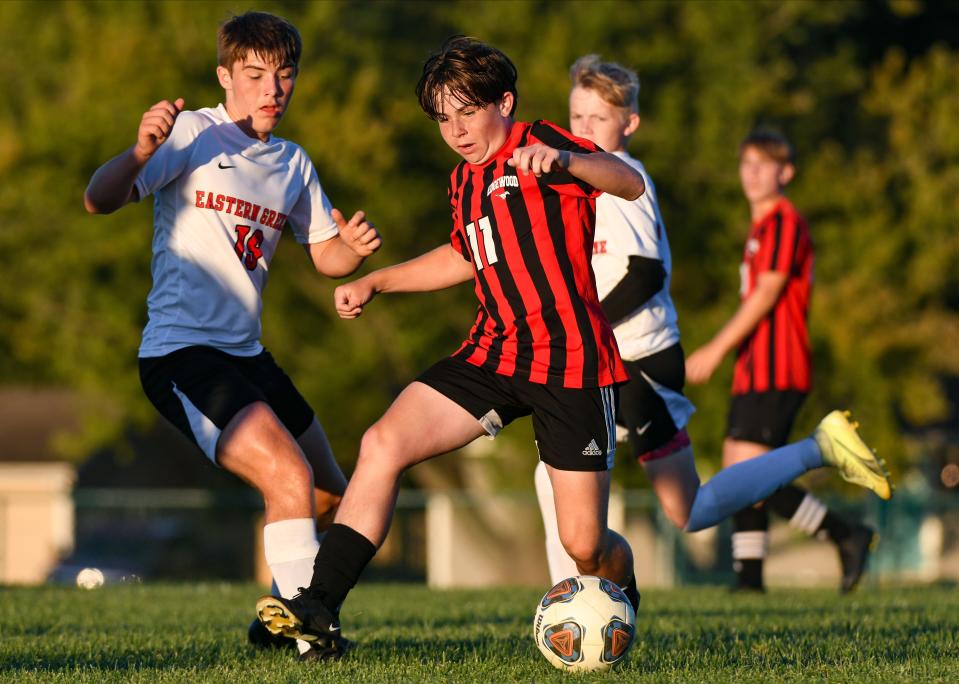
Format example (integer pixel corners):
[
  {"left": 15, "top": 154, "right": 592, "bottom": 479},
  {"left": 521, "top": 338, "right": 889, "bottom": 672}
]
[{"left": 465, "top": 215, "right": 498, "bottom": 270}]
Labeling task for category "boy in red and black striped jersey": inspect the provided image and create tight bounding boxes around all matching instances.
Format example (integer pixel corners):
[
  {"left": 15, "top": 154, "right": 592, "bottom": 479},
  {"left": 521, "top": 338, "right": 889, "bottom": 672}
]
[
  {"left": 254, "top": 44, "right": 890, "bottom": 658},
  {"left": 687, "top": 131, "right": 876, "bottom": 593},
  {"left": 253, "top": 37, "right": 645, "bottom": 656}
]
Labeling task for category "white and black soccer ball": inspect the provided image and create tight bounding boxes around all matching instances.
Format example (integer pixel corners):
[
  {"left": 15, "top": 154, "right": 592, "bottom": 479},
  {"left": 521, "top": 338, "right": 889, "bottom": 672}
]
[{"left": 532, "top": 575, "right": 636, "bottom": 672}]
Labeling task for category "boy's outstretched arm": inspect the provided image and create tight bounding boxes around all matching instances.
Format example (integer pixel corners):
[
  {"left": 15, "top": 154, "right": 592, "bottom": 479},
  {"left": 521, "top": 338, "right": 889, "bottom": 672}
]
[
  {"left": 84, "top": 98, "right": 185, "bottom": 214},
  {"left": 333, "top": 244, "right": 473, "bottom": 319},
  {"left": 306, "top": 209, "right": 382, "bottom": 278},
  {"left": 686, "top": 271, "right": 787, "bottom": 384},
  {"left": 508, "top": 145, "right": 645, "bottom": 200}
]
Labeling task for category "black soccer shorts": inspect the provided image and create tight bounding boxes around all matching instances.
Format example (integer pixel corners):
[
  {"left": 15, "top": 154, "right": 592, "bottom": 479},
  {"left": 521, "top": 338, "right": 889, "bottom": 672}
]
[
  {"left": 618, "top": 344, "right": 696, "bottom": 461},
  {"left": 725, "top": 390, "right": 808, "bottom": 448},
  {"left": 139, "top": 345, "right": 315, "bottom": 464},
  {"left": 416, "top": 356, "right": 618, "bottom": 472}
]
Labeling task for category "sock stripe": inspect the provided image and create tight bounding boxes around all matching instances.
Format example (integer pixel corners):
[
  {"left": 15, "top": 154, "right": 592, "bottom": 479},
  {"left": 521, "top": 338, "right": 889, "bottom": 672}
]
[
  {"left": 732, "top": 531, "right": 769, "bottom": 559},
  {"left": 790, "top": 494, "right": 828, "bottom": 535}
]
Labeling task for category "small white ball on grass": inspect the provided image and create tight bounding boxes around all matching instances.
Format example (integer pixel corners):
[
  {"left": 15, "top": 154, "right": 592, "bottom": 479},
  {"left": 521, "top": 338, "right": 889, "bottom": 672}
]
[{"left": 76, "top": 567, "right": 105, "bottom": 590}]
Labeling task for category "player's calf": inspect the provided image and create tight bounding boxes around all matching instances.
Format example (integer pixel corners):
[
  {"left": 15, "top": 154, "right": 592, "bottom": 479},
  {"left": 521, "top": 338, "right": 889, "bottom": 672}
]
[{"left": 638, "top": 431, "right": 700, "bottom": 530}]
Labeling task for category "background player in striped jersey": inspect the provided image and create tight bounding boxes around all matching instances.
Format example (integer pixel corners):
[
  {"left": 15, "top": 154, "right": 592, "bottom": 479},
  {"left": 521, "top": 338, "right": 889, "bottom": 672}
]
[
  {"left": 686, "top": 131, "right": 876, "bottom": 593},
  {"left": 534, "top": 58, "right": 889, "bottom": 592},
  {"left": 255, "top": 40, "right": 890, "bottom": 659},
  {"left": 84, "top": 12, "right": 380, "bottom": 656}
]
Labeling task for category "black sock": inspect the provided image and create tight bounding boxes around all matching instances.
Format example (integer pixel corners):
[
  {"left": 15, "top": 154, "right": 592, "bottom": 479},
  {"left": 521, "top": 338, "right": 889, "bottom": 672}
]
[
  {"left": 309, "top": 523, "right": 377, "bottom": 613},
  {"left": 736, "top": 558, "right": 764, "bottom": 588},
  {"left": 765, "top": 484, "right": 805, "bottom": 518},
  {"left": 818, "top": 511, "right": 852, "bottom": 544},
  {"left": 732, "top": 505, "right": 768, "bottom": 589},
  {"left": 622, "top": 574, "right": 640, "bottom": 612}
]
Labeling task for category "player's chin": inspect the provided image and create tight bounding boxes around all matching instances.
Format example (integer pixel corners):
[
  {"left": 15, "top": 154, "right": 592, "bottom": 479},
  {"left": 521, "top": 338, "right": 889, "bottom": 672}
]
[{"left": 256, "top": 113, "right": 283, "bottom": 131}]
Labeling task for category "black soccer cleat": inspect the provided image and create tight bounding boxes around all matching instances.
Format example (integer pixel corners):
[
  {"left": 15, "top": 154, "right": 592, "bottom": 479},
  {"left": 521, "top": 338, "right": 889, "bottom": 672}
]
[
  {"left": 255, "top": 588, "right": 341, "bottom": 643},
  {"left": 838, "top": 525, "right": 878, "bottom": 594},
  {"left": 248, "top": 617, "right": 297, "bottom": 650},
  {"left": 298, "top": 635, "right": 355, "bottom": 662}
]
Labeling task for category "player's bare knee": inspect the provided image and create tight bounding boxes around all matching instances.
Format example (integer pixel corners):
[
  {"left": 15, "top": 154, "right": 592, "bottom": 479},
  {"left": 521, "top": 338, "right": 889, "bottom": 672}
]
[
  {"left": 358, "top": 422, "right": 411, "bottom": 475},
  {"left": 314, "top": 488, "right": 342, "bottom": 521},
  {"left": 561, "top": 535, "right": 603, "bottom": 572},
  {"left": 221, "top": 402, "right": 284, "bottom": 450}
]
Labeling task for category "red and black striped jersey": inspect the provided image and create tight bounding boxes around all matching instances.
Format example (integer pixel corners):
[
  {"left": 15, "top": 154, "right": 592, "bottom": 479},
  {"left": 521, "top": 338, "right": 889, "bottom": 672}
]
[
  {"left": 446, "top": 120, "right": 627, "bottom": 389},
  {"left": 733, "top": 197, "right": 813, "bottom": 394}
]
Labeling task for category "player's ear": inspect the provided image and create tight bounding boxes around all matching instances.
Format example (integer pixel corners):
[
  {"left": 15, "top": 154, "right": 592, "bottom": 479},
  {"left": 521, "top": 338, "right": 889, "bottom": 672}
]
[
  {"left": 498, "top": 92, "right": 515, "bottom": 117},
  {"left": 778, "top": 162, "right": 795, "bottom": 186},
  {"left": 623, "top": 112, "right": 640, "bottom": 137},
  {"left": 216, "top": 65, "right": 233, "bottom": 91}
]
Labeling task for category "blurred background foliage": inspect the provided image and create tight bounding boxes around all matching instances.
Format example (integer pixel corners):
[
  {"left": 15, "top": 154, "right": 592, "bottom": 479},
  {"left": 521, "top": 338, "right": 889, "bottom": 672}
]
[{"left": 1, "top": 0, "right": 958, "bottom": 493}]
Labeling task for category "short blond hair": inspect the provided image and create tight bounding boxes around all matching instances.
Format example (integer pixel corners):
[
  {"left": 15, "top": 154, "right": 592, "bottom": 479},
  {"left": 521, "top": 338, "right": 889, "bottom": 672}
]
[{"left": 569, "top": 54, "right": 639, "bottom": 114}]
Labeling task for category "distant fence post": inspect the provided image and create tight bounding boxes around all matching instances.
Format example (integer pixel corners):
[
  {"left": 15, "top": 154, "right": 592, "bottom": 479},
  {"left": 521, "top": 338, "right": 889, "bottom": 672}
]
[{"left": 0, "top": 463, "right": 75, "bottom": 584}]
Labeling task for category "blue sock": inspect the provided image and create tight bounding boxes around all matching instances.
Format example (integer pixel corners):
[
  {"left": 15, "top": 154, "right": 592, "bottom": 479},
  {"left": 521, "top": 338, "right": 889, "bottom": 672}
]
[{"left": 685, "top": 438, "right": 823, "bottom": 532}]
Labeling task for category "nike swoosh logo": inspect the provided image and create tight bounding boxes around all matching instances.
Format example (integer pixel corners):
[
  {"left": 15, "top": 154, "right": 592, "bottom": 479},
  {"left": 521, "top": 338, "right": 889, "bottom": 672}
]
[
  {"left": 636, "top": 420, "right": 653, "bottom": 435},
  {"left": 328, "top": 625, "right": 340, "bottom": 632},
  {"left": 218, "top": 161, "right": 236, "bottom": 169}
]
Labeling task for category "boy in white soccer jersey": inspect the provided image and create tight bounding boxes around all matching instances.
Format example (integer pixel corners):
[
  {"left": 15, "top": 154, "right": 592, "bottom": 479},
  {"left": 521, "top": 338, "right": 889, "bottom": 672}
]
[
  {"left": 534, "top": 56, "right": 891, "bottom": 589},
  {"left": 84, "top": 12, "right": 380, "bottom": 656}
]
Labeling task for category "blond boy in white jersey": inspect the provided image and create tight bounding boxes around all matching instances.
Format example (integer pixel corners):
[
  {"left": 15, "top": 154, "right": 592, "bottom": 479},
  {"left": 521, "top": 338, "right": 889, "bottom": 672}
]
[
  {"left": 534, "top": 55, "right": 892, "bottom": 588},
  {"left": 84, "top": 12, "right": 380, "bottom": 657},
  {"left": 534, "top": 55, "right": 696, "bottom": 583}
]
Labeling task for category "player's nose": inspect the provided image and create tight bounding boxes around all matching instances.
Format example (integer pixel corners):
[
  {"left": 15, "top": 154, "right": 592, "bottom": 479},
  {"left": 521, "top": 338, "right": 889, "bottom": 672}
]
[{"left": 265, "top": 75, "right": 282, "bottom": 97}]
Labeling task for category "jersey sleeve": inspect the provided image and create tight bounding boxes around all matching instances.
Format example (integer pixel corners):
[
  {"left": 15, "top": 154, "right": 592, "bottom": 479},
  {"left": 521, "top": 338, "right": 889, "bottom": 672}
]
[
  {"left": 756, "top": 207, "right": 802, "bottom": 275},
  {"left": 286, "top": 153, "right": 338, "bottom": 245},
  {"left": 134, "top": 111, "right": 207, "bottom": 199},
  {"left": 602, "top": 169, "right": 664, "bottom": 261},
  {"left": 530, "top": 120, "right": 602, "bottom": 199}
]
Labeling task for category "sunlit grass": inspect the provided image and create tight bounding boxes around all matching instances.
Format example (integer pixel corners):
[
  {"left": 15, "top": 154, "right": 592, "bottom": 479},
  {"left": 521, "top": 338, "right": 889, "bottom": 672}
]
[{"left": 1, "top": 583, "right": 957, "bottom": 682}]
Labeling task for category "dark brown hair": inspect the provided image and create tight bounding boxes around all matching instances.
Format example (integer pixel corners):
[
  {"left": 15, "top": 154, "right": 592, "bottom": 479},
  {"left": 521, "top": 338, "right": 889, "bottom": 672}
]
[
  {"left": 416, "top": 36, "right": 518, "bottom": 120},
  {"left": 217, "top": 12, "right": 302, "bottom": 73},
  {"left": 740, "top": 129, "right": 795, "bottom": 166}
]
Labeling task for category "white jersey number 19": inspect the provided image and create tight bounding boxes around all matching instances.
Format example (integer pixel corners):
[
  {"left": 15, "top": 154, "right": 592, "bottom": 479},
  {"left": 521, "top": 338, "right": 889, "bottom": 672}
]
[{"left": 234, "top": 224, "right": 265, "bottom": 271}]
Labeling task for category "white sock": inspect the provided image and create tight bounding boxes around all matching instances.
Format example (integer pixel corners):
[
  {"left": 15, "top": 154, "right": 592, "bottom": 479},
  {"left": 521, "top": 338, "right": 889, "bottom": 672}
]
[
  {"left": 534, "top": 461, "right": 578, "bottom": 584},
  {"left": 264, "top": 518, "right": 320, "bottom": 655}
]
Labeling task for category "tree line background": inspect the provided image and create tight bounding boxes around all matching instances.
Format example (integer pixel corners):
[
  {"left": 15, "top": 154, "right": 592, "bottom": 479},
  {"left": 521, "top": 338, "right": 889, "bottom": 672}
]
[{"left": 1, "top": 0, "right": 957, "bottom": 494}]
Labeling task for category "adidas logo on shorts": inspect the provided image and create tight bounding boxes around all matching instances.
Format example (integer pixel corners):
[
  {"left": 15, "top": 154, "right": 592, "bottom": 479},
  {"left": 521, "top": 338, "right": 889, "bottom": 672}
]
[{"left": 582, "top": 439, "right": 603, "bottom": 456}]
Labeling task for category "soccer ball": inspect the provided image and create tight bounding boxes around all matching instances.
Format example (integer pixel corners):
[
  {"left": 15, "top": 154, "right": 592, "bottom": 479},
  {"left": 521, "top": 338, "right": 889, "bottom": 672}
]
[
  {"left": 532, "top": 575, "right": 636, "bottom": 672},
  {"left": 76, "top": 567, "right": 105, "bottom": 590}
]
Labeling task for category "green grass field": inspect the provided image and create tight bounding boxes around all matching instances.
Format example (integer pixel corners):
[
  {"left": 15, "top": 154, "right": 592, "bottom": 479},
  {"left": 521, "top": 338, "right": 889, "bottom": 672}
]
[{"left": 2, "top": 583, "right": 957, "bottom": 682}]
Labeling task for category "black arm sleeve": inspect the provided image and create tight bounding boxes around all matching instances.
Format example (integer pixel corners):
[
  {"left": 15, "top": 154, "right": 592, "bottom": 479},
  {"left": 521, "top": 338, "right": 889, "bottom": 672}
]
[{"left": 599, "top": 255, "right": 667, "bottom": 324}]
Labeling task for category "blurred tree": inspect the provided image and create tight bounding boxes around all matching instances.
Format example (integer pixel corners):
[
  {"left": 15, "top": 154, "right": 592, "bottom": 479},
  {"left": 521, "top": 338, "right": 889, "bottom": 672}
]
[{"left": 0, "top": 0, "right": 956, "bottom": 498}]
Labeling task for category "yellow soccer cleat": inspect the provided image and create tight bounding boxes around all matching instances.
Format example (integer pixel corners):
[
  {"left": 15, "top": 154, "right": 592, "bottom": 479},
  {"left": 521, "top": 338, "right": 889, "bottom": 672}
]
[{"left": 814, "top": 410, "right": 893, "bottom": 500}]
